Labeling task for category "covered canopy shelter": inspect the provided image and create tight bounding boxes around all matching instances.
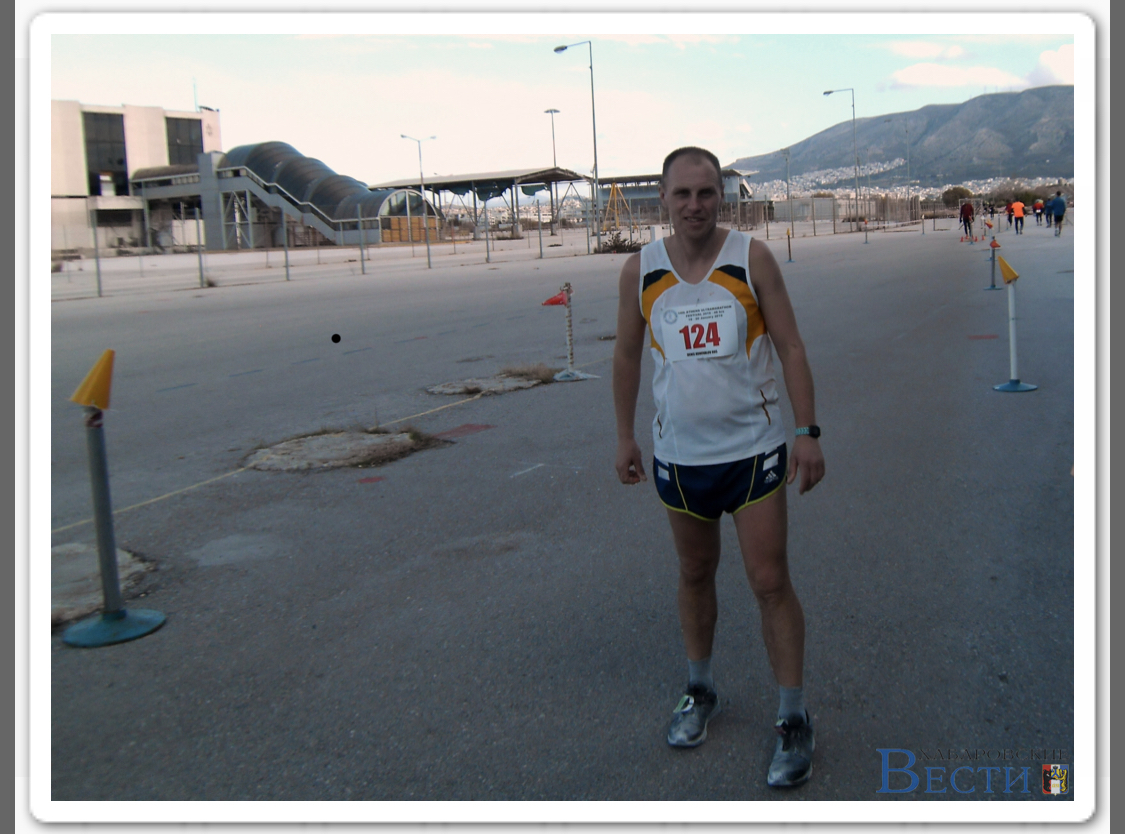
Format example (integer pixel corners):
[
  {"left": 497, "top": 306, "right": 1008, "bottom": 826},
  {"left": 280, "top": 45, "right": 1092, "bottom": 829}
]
[
  {"left": 591, "top": 169, "right": 756, "bottom": 230},
  {"left": 372, "top": 166, "right": 589, "bottom": 234},
  {"left": 595, "top": 169, "right": 754, "bottom": 203}
]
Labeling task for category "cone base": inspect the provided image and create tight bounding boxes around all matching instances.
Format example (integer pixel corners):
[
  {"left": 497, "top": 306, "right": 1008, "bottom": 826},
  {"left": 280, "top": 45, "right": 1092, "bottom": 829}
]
[
  {"left": 993, "top": 380, "right": 1038, "bottom": 393},
  {"left": 63, "top": 608, "right": 166, "bottom": 648},
  {"left": 553, "top": 369, "right": 600, "bottom": 382}
]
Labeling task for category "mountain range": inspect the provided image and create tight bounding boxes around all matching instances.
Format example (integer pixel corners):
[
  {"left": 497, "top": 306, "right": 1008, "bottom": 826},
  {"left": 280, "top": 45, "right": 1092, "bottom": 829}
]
[{"left": 727, "top": 85, "right": 1073, "bottom": 189}]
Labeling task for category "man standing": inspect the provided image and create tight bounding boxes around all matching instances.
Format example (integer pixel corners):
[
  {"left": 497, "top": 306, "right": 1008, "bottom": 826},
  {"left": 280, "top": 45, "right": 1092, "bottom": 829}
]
[
  {"left": 1033, "top": 198, "right": 1045, "bottom": 226},
  {"left": 613, "top": 147, "right": 825, "bottom": 787},
  {"left": 1049, "top": 191, "right": 1067, "bottom": 236}
]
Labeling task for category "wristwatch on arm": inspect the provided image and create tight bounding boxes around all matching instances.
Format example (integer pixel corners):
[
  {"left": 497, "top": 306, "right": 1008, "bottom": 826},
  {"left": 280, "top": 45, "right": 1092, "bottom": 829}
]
[{"left": 794, "top": 425, "right": 821, "bottom": 439}]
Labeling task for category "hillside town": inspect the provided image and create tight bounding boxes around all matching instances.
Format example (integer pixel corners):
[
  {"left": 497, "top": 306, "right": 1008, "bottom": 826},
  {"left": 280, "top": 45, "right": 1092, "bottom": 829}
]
[{"left": 745, "top": 159, "right": 1074, "bottom": 202}]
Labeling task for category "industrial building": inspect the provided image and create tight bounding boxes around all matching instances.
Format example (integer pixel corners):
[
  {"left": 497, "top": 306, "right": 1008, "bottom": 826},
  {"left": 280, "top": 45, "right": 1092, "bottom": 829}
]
[
  {"left": 51, "top": 100, "right": 222, "bottom": 254},
  {"left": 51, "top": 99, "right": 760, "bottom": 259},
  {"left": 51, "top": 99, "right": 591, "bottom": 258}
]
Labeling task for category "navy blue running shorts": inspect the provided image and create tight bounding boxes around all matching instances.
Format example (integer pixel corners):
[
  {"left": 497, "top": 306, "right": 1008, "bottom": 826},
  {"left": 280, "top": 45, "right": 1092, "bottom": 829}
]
[{"left": 653, "top": 443, "right": 787, "bottom": 521}]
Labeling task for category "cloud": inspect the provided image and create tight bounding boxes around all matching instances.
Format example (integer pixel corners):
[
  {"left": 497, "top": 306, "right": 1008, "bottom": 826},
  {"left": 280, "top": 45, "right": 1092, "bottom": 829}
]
[
  {"left": 890, "top": 62, "right": 1027, "bottom": 89},
  {"left": 593, "top": 33, "right": 739, "bottom": 49},
  {"left": 887, "top": 41, "right": 965, "bottom": 60},
  {"left": 889, "top": 37, "right": 1073, "bottom": 91},
  {"left": 1030, "top": 44, "right": 1074, "bottom": 84}
]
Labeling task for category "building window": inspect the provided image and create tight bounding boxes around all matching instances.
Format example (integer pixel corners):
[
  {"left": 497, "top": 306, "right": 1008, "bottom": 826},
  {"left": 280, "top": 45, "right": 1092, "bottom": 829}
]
[
  {"left": 93, "top": 209, "right": 135, "bottom": 227},
  {"left": 166, "top": 117, "right": 203, "bottom": 166},
  {"left": 83, "top": 112, "right": 128, "bottom": 196}
]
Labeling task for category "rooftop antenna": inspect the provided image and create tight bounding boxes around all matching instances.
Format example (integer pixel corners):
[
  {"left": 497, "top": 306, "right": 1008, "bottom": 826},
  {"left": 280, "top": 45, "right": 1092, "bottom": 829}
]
[{"left": 193, "top": 78, "right": 198, "bottom": 112}]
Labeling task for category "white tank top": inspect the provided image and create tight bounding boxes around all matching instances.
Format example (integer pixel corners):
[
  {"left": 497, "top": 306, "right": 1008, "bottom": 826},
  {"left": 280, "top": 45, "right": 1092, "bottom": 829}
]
[{"left": 639, "top": 229, "right": 786, "bottom": 465}]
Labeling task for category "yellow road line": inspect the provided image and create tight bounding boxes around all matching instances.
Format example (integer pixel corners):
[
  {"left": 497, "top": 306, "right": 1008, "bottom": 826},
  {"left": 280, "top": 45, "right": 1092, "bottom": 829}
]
[
  {"left": 575, "top": 354, "right": 613, "bottom": 369},
  {"left": 52, "top": 467, "right": 251, "bottom": 533},
  {"left": 52, "top": 394, "right": 487, "bottom": 534},
  {"left": 381, "top": 392, "right": 484, "bottom": 426},
  {"left": 51, "top": 358, "right": 612, "bottom": 535}
]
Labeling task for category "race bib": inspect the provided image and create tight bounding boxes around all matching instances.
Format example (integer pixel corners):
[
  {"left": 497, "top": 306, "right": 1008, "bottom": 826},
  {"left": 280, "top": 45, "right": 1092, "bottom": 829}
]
[{"left": 660, "top": 301, "right": 738, "bottom": 362}]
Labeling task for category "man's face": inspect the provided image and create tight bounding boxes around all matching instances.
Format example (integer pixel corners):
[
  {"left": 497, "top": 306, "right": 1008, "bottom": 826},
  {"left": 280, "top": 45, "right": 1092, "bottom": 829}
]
[{"left": 660, "top": 155, "right": 722, "bottom": 240}]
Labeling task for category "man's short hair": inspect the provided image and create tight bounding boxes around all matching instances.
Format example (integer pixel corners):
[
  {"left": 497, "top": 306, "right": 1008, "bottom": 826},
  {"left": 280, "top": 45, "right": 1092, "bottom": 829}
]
[{"left": 662, "top": 147, "right": 724, "bottom": 190}]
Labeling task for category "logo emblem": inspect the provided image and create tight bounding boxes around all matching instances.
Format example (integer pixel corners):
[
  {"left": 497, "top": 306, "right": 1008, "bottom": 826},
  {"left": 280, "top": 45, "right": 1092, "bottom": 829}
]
[
  {"left": 663, "top": 309, "right": 678, "bottom": 325},
  {"left": 764, "top": 471, "right": 779, "bottom": 485},
  {"left": 1042, "top": 764, "right": 1069, "bottom": 795}
]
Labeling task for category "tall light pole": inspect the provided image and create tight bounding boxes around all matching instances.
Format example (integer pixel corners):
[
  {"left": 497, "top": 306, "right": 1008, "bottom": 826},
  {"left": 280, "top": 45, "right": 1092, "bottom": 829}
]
[
  {"left": 554, "top": 40, "right": 601, "bottom": 250},
  {"left": 545, "top": 108, "right": 560, "bottom": 235},
  {"left": 401, "top": 134, "right": 435, "bottom": 269},
  {"left": 824, "top": 88, "right": 861, "bottom": 232},
  {"left": 783, "top": 147, "right": 794, "bottom": 242}
]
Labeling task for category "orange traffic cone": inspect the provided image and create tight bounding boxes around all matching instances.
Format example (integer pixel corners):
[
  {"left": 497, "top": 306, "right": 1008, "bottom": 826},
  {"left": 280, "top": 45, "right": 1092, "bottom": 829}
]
[{"left": 542, "top": 290, "right": 567, "bottom": 306}]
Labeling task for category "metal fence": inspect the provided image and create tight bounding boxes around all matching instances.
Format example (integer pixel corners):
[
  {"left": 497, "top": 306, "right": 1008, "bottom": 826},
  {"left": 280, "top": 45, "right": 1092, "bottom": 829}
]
[{"left": 584, "top": 195, "right": 959, "bottom": 238}]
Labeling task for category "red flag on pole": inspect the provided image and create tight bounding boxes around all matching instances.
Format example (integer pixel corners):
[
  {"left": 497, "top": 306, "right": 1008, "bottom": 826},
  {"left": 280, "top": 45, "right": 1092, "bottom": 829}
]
[{"left": 542, "top": 291, "right": 567, "bottom": 306}]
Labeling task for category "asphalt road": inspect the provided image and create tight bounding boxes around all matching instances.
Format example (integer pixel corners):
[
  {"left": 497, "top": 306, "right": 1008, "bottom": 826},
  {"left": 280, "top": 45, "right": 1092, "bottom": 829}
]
[{"left": 47, "top": 224, "right": 1076, "bottom": 810}]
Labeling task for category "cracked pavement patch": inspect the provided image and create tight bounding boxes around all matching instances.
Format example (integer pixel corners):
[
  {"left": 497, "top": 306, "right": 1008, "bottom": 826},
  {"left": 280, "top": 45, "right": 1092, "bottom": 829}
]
[
  {"left": 426, "top": 376, "right": 542, "bottom": 396},
  {"left": 52, "top": 543, "right": 155, "bottom": 626},
  {"left": 242, "top": 431, "right": 431, "bottom": 471}
]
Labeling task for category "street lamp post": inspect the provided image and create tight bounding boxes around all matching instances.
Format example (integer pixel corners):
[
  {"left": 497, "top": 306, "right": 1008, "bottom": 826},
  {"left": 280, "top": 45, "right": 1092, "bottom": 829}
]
[
  {"left": 545, "top": 108, "right": 560, "bottom": 235},
  {"left": 401, "top": 134, "right": 436, "bottom": 269},
  {"left": 783, "top": 147, "right": 794, "bottom": 244},
  {"left": 824, "top": 88, "right": 861, "bottom": 233},
  {"left": 554, "top": 41, "right": 601, "bottom": 250},
  {"left": 884, "top": 117, "right": 911, "bottom": 188}
]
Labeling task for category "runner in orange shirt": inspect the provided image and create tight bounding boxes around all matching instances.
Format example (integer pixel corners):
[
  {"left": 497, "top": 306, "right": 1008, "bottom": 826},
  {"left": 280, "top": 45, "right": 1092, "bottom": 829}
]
[{"left": 1011, "top": 199, "right": 1026, "bottom": 235}]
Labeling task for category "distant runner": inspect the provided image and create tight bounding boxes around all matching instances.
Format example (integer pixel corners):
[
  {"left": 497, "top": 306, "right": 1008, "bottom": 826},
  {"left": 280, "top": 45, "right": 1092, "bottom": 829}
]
[
  {"left": 960, "top": 201, "right": 974, "bottom": 238},
  {"left": 1048, "top": 191, "right": 1067, "bottom": 237},
  {"left": 1011, "top": 199, "right": 1026, "bottom": 235}
]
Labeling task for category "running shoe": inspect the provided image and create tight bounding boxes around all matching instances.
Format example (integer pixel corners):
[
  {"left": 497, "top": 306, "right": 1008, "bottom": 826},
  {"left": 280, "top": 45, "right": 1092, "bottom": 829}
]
[
  {"left": 666, "top": 684, "right": 720, "bottom": 748},
  {"left": 767, "top": 712, "right": 815, "bottom": 787}
]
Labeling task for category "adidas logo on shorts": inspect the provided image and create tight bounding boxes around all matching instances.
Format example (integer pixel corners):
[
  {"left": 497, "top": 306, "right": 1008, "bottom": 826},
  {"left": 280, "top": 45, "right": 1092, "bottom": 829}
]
[{"left": 764, "top": 471, "right": 779, "bottom": 485}]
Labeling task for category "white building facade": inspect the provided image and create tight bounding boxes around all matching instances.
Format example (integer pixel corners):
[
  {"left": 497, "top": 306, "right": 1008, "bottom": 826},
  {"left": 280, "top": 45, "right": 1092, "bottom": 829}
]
[{"left": 51, "top": 100, "right": 222, "bottom": 254}]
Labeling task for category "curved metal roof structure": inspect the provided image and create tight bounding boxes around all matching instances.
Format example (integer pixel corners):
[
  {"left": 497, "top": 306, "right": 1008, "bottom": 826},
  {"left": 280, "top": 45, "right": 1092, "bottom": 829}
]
[
  {"left": 130, "top": 163, "right": 202, "bottom": 181},
  {"left": 217, "top": 142, "right": 440, "bottom": 222}
]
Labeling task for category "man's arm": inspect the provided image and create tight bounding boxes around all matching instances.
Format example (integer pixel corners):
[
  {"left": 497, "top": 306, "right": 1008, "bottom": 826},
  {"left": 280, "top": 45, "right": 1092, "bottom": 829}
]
[
  {"left": 749, "top": 238, "right": 825, "bottom": 495},
  {"left": 613, "top": 252, "right": 648, "bottom": 485}
]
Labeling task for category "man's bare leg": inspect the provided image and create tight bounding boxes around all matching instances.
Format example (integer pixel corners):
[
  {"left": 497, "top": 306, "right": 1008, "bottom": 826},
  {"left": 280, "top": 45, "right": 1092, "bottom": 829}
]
[
  {"left": 664, "top": 509, "right": 724, "bottom": 747},
  {"left": 734, "top": 487, "right": 815, "bottom": 785},
  {"left": 665, "top": 509, "right": 722, "bottom": 660},
  {"left": 732, "top": 488, "right": 805, "bottom": 688}
]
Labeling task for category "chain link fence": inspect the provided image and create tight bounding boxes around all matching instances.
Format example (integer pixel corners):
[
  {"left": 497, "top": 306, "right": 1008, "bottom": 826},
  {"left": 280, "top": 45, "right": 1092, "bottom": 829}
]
[{"left": 583, "top": 195, "right": 963, "bottom": 239}]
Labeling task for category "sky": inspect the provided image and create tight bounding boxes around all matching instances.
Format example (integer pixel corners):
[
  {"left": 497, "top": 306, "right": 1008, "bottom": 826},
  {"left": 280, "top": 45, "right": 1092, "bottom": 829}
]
[{"left": 40, "top": 12, "right": 1078, "bottom": 190}]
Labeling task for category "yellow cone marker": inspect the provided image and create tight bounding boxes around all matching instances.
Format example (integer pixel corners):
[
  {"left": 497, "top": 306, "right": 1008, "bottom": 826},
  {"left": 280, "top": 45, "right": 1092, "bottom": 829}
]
[
  {"left": 998, "top": 255, "right": 1019, "bottom": 285},
  {"left": 70, "top": 349, "right": 115, "bottom": 409},
  {"left": 64, "top": 348, "right": 167, "bottom": 647}
]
